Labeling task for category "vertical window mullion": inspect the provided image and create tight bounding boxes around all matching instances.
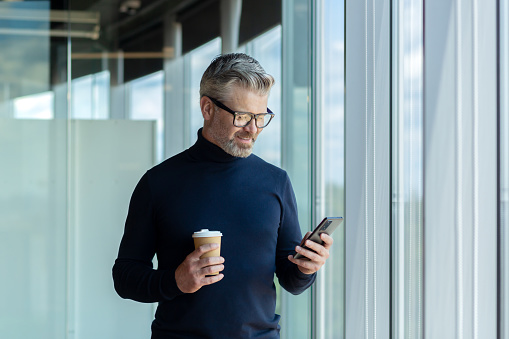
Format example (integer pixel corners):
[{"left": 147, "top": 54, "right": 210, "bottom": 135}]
[{"left": 500, "top": 0, "right": 509, "bottom": 337}]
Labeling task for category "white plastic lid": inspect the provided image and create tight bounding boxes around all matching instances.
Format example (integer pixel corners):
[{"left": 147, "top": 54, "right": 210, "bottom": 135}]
[{"left": 192, "top": 229, "right": 223, "bottom": 238}]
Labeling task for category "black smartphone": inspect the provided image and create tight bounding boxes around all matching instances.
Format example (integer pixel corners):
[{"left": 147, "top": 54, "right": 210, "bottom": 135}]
[{"left": 293, "top": 217, "right": 343, "bottom": 259}]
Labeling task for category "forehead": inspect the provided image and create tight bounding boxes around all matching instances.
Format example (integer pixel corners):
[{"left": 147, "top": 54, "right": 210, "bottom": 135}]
[{"left": 225, "top": 87, "right": 269, "bottom": 112}]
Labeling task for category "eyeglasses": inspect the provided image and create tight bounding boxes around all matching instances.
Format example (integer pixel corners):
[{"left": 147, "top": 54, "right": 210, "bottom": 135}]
[{"left": 207, "top": 96, "right": 275, "bottom": 128}]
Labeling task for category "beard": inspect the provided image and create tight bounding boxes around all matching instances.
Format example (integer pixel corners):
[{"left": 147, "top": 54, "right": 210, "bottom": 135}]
[
  {"left": 208, "top": 118, "right": 258, "bottom": 158},
  {"left": 222, "top": 132, "right": 256, "bottom": 158}
]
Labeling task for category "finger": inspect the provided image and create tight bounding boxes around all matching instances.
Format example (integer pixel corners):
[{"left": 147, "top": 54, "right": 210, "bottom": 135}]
[
  {"left": 193, "top": 243, "right": 220, "bottom": 258},
  {"left": 288, "top": 255, "right": 318, "bottom": 274},
  {"left": 303, "top": 240, "right": 329, "bottom": 259},
  {"left": 288, "top": 255, "right": 303, "bottom": 267},
  {"left": 296, "top": 245, "right": 323, "bottom": 262},
  {"left": 320, "top": 233, "right": 334, "bottom": 248},
  {"left": 198, "top": 256, "right": 225, "bottom": 268},
  {"left": 201, "top": 273, "right": 224, "bottom": 286},
  {"left": 200, "top": 263, "right": 225, "bottom": 276}
]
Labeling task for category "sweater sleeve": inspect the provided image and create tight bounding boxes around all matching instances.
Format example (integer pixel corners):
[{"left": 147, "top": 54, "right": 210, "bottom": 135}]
[
  {"left": 112, "top": 173, "right": 183, "bottom": 302},
  {"left": 275, "top": 173, "right": 316, "bottom": 295}
]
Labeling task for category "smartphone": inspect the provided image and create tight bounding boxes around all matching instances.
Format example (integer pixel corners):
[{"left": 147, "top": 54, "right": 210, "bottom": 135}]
[{"left": 293, "top": 217, "right": 343, "bottom": 259}]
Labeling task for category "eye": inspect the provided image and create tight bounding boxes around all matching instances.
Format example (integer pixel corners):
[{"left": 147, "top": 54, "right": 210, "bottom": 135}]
[
  {"left": 235, "top": 114, "right": 251, "bottom": 124},
  {"left": 255, "top": 114, "right": 266, "bottom": 123}
]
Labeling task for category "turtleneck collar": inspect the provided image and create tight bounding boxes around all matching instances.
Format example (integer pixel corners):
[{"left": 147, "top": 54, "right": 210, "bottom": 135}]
[{"left": 188, "top": 128, "right": 247, "bottom": 163}]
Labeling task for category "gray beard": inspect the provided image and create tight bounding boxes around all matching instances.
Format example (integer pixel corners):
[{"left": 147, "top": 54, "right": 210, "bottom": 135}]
[{"left": 222, "top": 138, "right": 254, "bottom": 158}]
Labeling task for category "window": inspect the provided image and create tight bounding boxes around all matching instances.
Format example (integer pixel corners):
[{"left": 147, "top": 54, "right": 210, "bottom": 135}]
[
  {"left": 128, "top": 71, "right": 164, "bottom": 163},
  {"left": 71, "top": 71, "right": 109, "bottom": 120},
  {"left": 0, "top": 4, "right": 67, "bottom": 338},
  {"left": 316, "top": 0, "right": 345, "bottom": 337},
  {"left": 238, "top": 25, "right": 282, "bottom": 167},
  {"left": 392, "top": 0, "right": 424, "bottom": 337},
  {"left": 184, "top": 38, "right": 222, "bottom": 146},
  {"left": 13, "top": 92, "right": 54, "bottom": 119}
]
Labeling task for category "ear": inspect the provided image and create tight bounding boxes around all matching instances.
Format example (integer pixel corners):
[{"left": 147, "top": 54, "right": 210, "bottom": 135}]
[{"left": 200, "top": 96, "right": 215, "bottom": 121}]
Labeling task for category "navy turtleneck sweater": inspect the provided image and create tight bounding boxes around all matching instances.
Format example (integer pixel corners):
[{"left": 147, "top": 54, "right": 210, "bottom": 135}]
[{"left": 113, "top": 129, "right": 316, "bottom": 339}]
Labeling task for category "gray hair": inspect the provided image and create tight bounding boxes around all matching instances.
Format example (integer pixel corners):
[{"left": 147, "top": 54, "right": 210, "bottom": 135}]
[{"left": 199, "top": 53, "right": 275, "bottom": 102}]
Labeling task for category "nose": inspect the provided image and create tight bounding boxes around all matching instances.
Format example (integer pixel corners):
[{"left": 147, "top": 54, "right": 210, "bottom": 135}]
[{"left": 243, "top": 117, "right": 258, "bottom": 134}]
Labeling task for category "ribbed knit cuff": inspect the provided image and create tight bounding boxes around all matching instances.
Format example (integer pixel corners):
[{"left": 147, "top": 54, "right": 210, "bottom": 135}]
[
  {"left": 293, "top": 265, "right": 317, "bottom": 281},
  {"left": 295, "top": 265, "right": 316, "bottom": 281},
  {"left": 160, "top": 269, "right": 185, "bottom": 301}
]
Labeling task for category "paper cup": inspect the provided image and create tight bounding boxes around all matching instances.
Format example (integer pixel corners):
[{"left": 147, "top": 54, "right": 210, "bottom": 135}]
[{"left": 192, "top": 229, "right": 222, "bottom": 258}]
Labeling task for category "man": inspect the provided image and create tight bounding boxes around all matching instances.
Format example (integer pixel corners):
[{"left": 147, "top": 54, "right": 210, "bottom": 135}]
[{"left": 112, "top": 53, "right": 333, "bottom": 339}]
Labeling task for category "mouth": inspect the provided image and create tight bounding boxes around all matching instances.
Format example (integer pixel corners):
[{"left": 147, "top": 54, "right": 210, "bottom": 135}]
[{"left": 236, "top": 134, "right": 254, "bottom": 145}]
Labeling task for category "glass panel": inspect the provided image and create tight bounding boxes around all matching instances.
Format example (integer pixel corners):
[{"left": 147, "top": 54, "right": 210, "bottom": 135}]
[
  {"left": 240, "top": 25, "right": 282, "bottom": 167},
  {"left": 281, "top": 0, "right": 312, "bottom": 337},
  {"left": 13, "top": 92, "right": 54, "bottom": 119},
  {"left": 71, "top": 72, "right": 110, "bottom": 120},
  {"left": 0, "top": 1, "right": 67, "bottom": 338},
  {"left": 392, "top": 0, "right": 424, "bottom": 337},
  {"left": 237, "top": 23, "right": 284, "bottom": 319},
  {"left": 185, "top": 38, "right": 222, "bottom": 146},
  {"left": 128, "top": 71, "right": 164, "bottom": 163},
  {"left": 501, "top": 0, "right": 509, "bottom": 336},
  {"left": 68, "top": 0, "right": 162, "bottom": 337},
  {"left": 317, "top": 0, "right": 345, "bottom": 338}
]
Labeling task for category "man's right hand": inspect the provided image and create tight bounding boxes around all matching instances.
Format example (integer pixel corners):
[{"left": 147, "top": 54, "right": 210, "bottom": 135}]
[{"left": 175, "top": 243, "right": 225, "bottom": 293}]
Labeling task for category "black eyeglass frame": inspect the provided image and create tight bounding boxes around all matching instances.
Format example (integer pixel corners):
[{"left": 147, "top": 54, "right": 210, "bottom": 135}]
[{"left": 206, "top": 96, "right": 275, "bottom": 128}]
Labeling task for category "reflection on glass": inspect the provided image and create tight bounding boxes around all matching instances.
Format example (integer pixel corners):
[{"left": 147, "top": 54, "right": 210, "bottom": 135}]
[
  {"left": 129, "top": 71, "right": 164, "bottom": 163},
  {"left": 68, "top": 0, "right": 162, "bottom": 336},
  {"left": 0, "top": 2, "right": 67, "bottom": 338},
  {"left": 239, "top": 25, "right": 282, "bottom": 167},
  {"left": 236, "top": 24, "right": 283, "bottom": 318},
  {"left": 13, "top": 92, "right": 54, "bottom": 119},
  {"left": 71, "top": 71, "right": 109, "bottom": 120},
  {"left": 185, "top": 38, "right": 222, "bottom": 146},
  {"left": 392, "top": 0, "right": 423, "bottom": 338},
  {"left": 0, "top": 1, "right": 51, "bottom": 120},
  {"left": 318, "top": 0, "right": 345, "bottom": 338}
]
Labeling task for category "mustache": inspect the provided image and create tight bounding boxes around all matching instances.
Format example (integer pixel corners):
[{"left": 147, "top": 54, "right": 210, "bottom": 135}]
[{"left": 235, "top": 132, "right": 257, "bottom": 140}]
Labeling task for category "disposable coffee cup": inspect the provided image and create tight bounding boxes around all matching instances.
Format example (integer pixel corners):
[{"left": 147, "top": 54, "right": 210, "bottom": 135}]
[{"left": 192, "top": 229, "right": 222, "bottom": 257}]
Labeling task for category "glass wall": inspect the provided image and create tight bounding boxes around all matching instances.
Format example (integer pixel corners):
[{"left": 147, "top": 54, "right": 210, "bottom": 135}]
[
  {"left": 0, "top": 1, "right": 347, "bottom": 338},
  {"left": 316, "top": 0, "right": 345, "bottom": 338},
  {"left": 239, "top": 25, "right": 282, "bottom": 167},
  {"left": 421, "top": 0, "right": 497, "bottom": 337},
  {"left": 128, "top": 71, "right": 164, "bottom": 162},
  {"left": 0, "top": 2, "right": 68, "bottom": 338},
  {"left": 392, "top": 0, "right": 423, "bottom": 338},
  {"left": 185, "top": 38, "right": 222, "bottom": 146},
  {"left": 13, "top": 91, "right": 55, "bottom": 119},
  {"left": 71, "top": 72, "right": 110, "bottom": 120},
  {"left": 280, "top": 0, "right": 313, "bottom": 336},
  {"left": 344, "top": 0, "right": 392, "bottom": 336}
]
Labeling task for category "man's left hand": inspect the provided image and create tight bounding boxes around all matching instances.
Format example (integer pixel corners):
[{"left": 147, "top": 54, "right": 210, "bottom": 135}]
[{"left": 288, "top": 233, "right": 333, "bottom": 275}]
